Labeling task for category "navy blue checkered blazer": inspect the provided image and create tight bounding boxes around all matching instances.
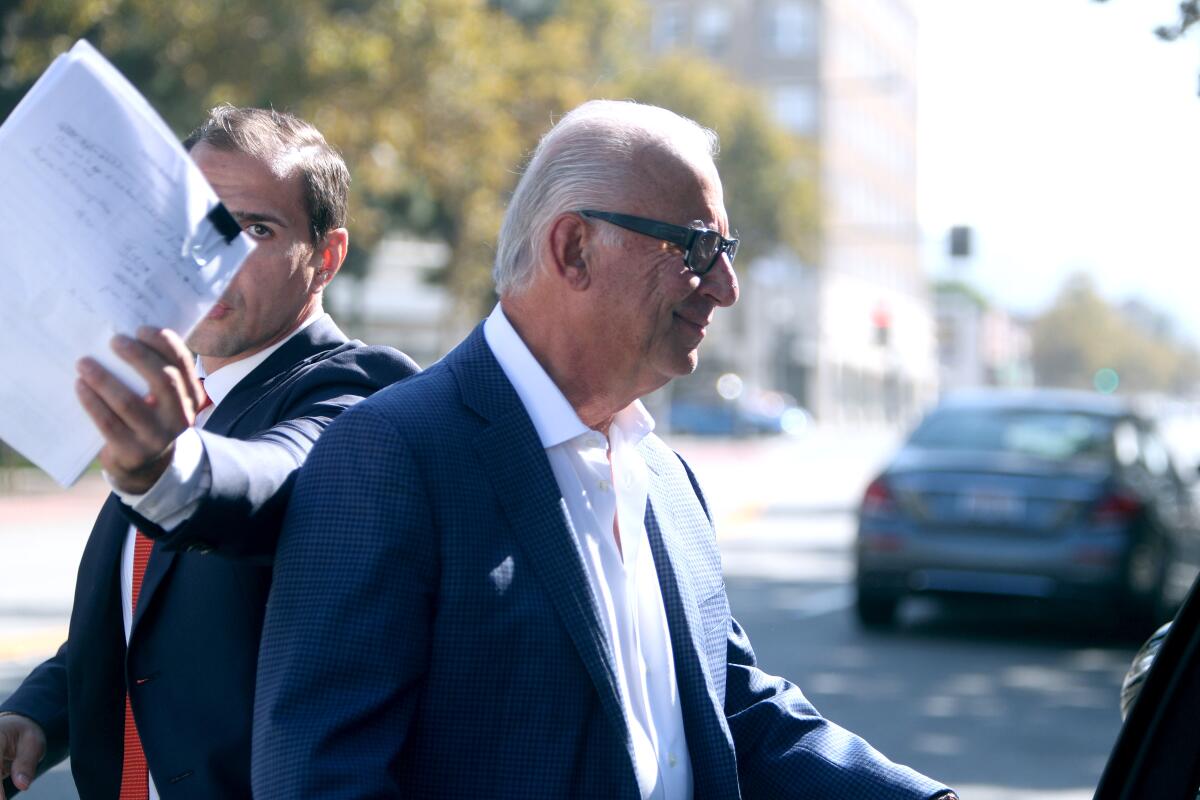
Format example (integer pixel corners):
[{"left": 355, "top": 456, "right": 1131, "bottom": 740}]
[{"left": 252, "top": 326, "right": 951, "bottom": 799}]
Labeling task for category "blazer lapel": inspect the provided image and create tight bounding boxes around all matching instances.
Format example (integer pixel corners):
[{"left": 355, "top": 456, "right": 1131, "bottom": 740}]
[
  {"left": 644, "top": 470, "right": 740, "bottom": 795},
  {"left": 73, "top": 496, "right": 132, "bottom": 637},
  {"left": 453, "top": 327, "right": 633, "bottom": 761},
  {"left": 131, "top": 543, "right": 175, "bottom": 635}
]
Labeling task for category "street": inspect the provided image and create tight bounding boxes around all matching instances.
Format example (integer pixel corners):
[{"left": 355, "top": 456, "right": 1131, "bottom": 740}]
[{"left": 0, "top": 429, "right": 1136, "bottom": 799}]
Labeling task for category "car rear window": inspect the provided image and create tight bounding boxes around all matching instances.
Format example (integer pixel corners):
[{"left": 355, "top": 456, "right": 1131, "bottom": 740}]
[{"left": 909, "top": 407, "right": 1116, "bottom": 461}]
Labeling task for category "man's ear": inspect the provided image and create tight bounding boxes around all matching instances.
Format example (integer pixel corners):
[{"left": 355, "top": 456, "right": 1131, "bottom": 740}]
[
  {"left": 546, "top": 212, "right": 591, "bottom": 291},
  {"left": 311, "top": 228, "right": 349, "bottom": 293}
]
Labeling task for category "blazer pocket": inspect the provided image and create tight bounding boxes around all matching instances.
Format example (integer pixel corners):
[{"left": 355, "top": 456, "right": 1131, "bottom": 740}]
[
  {"left": 696, "top": 590, "right": 730, "bottom": 702},
  {"left": 697, "top": 587, "right": 730, "bottom": 634}
]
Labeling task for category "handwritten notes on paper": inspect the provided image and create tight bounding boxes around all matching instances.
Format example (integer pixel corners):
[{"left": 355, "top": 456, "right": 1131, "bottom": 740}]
[{"left": 0, "top": 40, "right": 254, "bottom": 486}]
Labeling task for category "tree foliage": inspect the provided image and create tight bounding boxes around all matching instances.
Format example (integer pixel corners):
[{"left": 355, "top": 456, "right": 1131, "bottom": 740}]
[
  {"left": 1030, "top": 274, "right": 1200, "bottom": 394},
  {"left": 1094, "top": 0, "right": 1200, "bottom": 92},
  {"left": 0, "top": 0, "right": 817, "bottom": 314}
]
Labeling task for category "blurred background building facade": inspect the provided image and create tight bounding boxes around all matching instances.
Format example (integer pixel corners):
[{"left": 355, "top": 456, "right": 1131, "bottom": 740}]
[{"left": 645, "top": 0, "right": 937, "bottom": 426}]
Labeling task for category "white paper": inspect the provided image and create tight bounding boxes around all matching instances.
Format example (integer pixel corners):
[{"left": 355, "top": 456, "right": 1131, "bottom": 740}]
[{"left": 0, "top": 40, "right": 254, "bottom": 486}]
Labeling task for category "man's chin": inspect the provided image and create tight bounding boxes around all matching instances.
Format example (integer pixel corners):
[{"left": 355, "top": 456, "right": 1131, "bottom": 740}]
[{"left": 185, "top": 324, "right": 233, "bottom": 359}]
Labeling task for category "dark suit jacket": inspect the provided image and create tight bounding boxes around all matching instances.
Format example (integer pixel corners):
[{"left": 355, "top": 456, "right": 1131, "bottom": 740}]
[
  {"left": 0, "top": 316, "right": 418, "bottom": 799},
  {"left": 251, "top": 326, "right": 950, "bottom": 799}
]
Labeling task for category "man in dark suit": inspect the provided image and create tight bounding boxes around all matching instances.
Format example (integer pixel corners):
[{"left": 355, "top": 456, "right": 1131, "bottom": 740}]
[
  {"left": 252, "top": 100, "right": 956, "bottom": 799},
  {"left": 0, "top": 105, "right": 417, "bottom": 799}
]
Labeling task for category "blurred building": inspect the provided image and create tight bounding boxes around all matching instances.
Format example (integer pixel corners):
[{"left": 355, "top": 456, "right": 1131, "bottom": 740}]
[
  {"left": 935, "top": 281, "right": 1033, "bottom": 391},
  {"left": 325, "top": 234, "right": 456, "bottom": 369},
  {"left": 647, "top": 0, "right": 937, "bottom": 425}
]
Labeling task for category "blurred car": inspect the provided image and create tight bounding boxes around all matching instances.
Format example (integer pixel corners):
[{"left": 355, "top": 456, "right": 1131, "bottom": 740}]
[
  {"left": 668, "top": 396, "right": 810, "bottom": 437},
  {"left": 854, "top": 389, "right": 1200, "bottom": 630},
  {"left": 1095, "top": 578, "right": 1200, "bottom": 798}
]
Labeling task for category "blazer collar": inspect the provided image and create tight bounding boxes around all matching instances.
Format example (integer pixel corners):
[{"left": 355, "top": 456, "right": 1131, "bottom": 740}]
[
  {"left": 132, "top": 316, "right": 350, "bottom": 633},
  {"left": 450, "top": 325, "right": 637, "bottom": 773},
  {"left": 202, "top": 315, "right": 350, "bottom": 436}
]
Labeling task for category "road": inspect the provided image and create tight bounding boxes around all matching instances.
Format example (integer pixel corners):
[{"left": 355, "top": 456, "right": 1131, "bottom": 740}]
[
  {"left": 0, "top": 428, "right": 1137, "bottom": 798},
  {"left": 676, "top": 428, "right": 1136, "bottom": 800}
]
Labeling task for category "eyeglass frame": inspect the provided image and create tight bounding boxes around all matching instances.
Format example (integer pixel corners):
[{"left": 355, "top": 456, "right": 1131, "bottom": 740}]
[{"left": 577, "top": 209, "right": 739, "bottom": 276}]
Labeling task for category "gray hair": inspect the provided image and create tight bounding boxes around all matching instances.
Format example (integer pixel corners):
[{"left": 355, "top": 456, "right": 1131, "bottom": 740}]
[
  {"left": 493, "top": 100, "right": 719, "bottom": 295},
  {"left": 183, "top": 104, "right": 350, "bottom": 244}
]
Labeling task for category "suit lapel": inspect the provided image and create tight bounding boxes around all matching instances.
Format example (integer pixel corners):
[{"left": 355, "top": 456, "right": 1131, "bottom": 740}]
[
  {"left": 643, "top": 458, "right": 740, "bottom": 796},
  {"left": 132, "top": 544, "right": 175, "bottom": 634},
  {"left": 453, "top": 327, "right": 632, "bottom": 760},
  {"left": 74, "top": 496, "right": 132, "bottom": 637}
]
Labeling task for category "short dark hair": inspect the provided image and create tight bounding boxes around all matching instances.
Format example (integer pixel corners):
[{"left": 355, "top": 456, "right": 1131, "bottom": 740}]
[{"left": 184, "top": 104, "right": 350, "bottom": 243}]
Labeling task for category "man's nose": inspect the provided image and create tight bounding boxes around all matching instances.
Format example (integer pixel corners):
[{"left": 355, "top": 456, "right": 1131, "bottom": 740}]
[{"left": 700, "top": 252, "right": 738, "bottom": 308}]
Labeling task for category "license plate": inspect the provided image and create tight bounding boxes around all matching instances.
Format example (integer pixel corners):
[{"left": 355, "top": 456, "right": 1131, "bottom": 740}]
[{"left": 959, "top": 490, "right": 1025, "bottom": 521}]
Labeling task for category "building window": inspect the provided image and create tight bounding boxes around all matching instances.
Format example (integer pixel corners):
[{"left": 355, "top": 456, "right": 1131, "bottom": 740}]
[
  {"left": 771, "top": 84, "right": 817, "bottom": 134},
  {"left": 653, "top": 3, "right": 685, "bottom": 51},
  {"left": 696, "top": 5, "right": 732, "bottom": 55},
  {"left": 769, "top": 1, "right": 817, "bottom": 58}
]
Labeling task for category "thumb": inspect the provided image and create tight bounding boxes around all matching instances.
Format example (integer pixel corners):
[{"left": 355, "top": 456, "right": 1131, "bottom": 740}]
[{"left": 9, "top": 731, "right": 43, "bottom": 791}]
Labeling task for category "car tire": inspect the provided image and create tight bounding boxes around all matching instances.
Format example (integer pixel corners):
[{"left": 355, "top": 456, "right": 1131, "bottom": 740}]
[{"left": 856, "top": 588, "right": 900, "bottom": 629}]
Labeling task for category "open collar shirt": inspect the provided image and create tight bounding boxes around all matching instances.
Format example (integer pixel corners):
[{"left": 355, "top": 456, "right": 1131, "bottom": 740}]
[{"left": 483, "top": 303, "right": 693, "bottom": 800}]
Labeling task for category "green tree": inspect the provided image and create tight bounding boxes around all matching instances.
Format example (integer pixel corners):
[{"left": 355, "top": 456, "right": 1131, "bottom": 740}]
[
  {"left": 1093, "top": 0, "right": 1200, "bottom": 93},
  {"left": 1, "top": 0, "right": 817, "bottom": 315},
  {"left": 1031, "top": 274, "right": 1200, "bottom": 393}
]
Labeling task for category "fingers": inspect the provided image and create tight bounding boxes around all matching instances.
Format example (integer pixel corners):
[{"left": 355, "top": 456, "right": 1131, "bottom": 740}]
[
  {"left": 0, "top": 716, "right": 45, "bottom": 796},
  {"left": 112, "top": 332, "right": 194, "bottom": 417},
  {"left": 74, "top": 329, "right": 197, "bottom": 493},
  {"left": 76, "top": 357, "right": 161, "bottom": 443},
  {"left": 135, "top": 327, "right": 205, "bottom": 410},
  {"left": 9, "top": 729, "right": 41, "bottom": 791},
  {"left": 75, "top": 374, "right": 138, "bottom": 445}
]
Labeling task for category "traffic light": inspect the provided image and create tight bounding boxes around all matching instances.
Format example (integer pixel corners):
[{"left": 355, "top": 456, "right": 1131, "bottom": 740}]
[
  {"left": 949, "top": 225, "right": 972, "bottom": 258},
  {"left": 872, "top": 306, "right": 890, "bottom": 347}
]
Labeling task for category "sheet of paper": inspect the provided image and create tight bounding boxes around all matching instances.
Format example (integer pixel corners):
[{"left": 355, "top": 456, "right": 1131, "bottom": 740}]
[{"left": 0, "top": 40, "right": 254, "bottom": 487}]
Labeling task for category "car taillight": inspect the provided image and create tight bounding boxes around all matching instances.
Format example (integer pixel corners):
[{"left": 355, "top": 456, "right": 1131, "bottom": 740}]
[
  {"left": 1091, "top": 490, "right": 1143, "bottom": 525},
  {"left": 861, "top": 477, "right": 897, "bottom": 515}
]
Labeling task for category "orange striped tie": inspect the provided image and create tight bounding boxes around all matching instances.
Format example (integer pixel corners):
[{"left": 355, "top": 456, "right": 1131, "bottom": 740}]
[
  {"left": 118, "top": 532, "right": 153, "bottom": 800},
  {"left": 118, "top": 379, "right": 213, "bottom": 798}
]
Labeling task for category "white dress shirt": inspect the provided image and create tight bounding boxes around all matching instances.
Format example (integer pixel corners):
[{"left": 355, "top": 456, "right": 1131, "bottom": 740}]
[
  {"left": 112, "top": 311, "right": 322, "bottom": 800},
  {"left": 484, "top": 304, "right": 693, "bottom": 800}
]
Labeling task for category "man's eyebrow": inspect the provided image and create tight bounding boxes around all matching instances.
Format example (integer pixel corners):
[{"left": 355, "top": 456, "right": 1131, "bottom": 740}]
[{"left": 231, "top": 209, "right": 289, "bottom": 228}]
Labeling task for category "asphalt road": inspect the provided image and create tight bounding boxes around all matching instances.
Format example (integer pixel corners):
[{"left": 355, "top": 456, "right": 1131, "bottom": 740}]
[{"left": 0, "top": 429, "right": 1139, "bottom": 799}]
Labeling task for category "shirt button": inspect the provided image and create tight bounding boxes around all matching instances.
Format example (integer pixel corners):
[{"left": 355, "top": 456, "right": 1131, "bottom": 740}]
[
  {"left": 668, "top": 752, "right": 677, "bottom": 768},
  {"left": 597, "top": 479, "right": 610, "bottom": 492}
]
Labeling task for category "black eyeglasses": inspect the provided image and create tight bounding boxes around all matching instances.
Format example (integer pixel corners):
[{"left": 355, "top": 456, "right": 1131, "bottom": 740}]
[{"left": 578, "top": 210, "right": 739, "bottom": 276}]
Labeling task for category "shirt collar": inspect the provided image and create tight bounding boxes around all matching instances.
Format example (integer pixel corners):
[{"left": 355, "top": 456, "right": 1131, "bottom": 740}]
[
  {"left": 482, "top": 303, "right": 654, "bottom": 449},
  {"left": 612, "top": 398, "right": 655, "bottom": 446},
  {"left": 197, "top": 309, "right": 326, "bottom": 408}
]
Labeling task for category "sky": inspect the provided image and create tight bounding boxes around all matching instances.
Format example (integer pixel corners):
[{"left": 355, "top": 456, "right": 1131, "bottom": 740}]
[{"left": 917, "top": 0, "right": 1200, "bottom": 344}]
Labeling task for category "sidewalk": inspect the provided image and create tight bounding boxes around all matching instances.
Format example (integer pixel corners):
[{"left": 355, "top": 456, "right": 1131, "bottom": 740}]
[
  {"left": 0, "top": 472, "right": 108, "bottom": 664},
  {"left": 669, "top": 424, "right": 902, "bottom": 533}
]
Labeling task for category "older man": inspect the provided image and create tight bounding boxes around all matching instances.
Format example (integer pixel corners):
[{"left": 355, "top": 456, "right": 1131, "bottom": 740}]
[
  {"left": 251, "top": 100, "right": 955, "bottom": 799},
  {"left": 0, "top": 106, "right": 417, "bottom": 799}
]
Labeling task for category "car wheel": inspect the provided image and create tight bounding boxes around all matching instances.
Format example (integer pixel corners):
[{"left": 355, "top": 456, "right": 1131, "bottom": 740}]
[{"left": 855, "top": 588, "right": 900, "bottom": 629}]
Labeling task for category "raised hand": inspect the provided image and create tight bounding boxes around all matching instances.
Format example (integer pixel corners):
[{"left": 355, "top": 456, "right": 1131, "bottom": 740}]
[{"left": 76, "top": 327, "right": 207, "bottom": 494}]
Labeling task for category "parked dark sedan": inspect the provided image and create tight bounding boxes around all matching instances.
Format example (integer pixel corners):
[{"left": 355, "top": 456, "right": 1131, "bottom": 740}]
[{"left": 854, "top": 389, "right": 1200, "bottom": 631}]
